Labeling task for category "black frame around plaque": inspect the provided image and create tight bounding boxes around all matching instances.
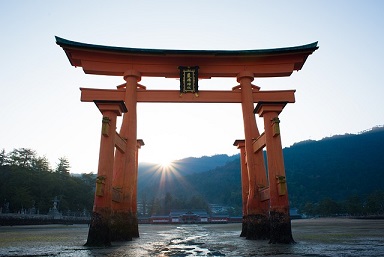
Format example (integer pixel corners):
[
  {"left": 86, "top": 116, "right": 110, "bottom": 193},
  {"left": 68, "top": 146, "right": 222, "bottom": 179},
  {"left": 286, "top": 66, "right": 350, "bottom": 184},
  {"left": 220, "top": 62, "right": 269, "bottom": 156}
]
[{"left": 179, "top": 66, "right": 199, "bottom": 94}]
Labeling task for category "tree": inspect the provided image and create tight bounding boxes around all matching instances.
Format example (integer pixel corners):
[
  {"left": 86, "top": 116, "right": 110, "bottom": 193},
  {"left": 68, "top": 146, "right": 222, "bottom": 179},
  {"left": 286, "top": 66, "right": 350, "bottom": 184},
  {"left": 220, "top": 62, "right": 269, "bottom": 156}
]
[
  {"left": 345, "top": 195, "right": 363, "bottom": 216},
  {"left": 11, "top": 187, "right": 34, "bottom": 212},
  {"left": 318, "top": 198, "right": 341, "bottom": 216},
  {"left": 0, "top": 149, "right": 7, "bottom": 166},
  {"left": 8, "top": 148, "right": 37, "bottom": 169},
  {"left": 365, "top": 190, "right": 384, "bottom": 215},
  {"left": 56, "top": 157, "right": 70, "bottom": 174},
  {"left": 81, "top": 173, "right": 96, "bottom": 187},
  {"left": 303, "top": 202, "right": 316, "bottom": 216},
  {"left": 32, "top": 156, "right": 51, "bottom": 172}
]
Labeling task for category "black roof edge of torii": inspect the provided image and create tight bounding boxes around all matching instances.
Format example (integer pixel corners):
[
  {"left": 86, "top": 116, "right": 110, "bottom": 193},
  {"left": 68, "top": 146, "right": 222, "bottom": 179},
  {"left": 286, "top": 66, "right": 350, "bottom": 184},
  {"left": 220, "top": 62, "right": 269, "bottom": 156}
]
[{"left": 55, "top": 36, "right": 318, "bottom": 57}]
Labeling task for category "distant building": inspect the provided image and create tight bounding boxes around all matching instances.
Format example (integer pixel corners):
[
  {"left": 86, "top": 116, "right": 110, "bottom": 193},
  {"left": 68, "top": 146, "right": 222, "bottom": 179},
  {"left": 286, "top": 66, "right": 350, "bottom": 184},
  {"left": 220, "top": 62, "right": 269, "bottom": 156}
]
[
  {"left": 150, "top": 215, "right": 170, "bottom": 224},
  {"left": 210, "top": 215, "right": 229, "bottom": 223},
  {"left": 147, "top": 208, "right": 302, "bottom": 224},
  {"left": 151, "top": 210, "right": 213, "bottom": 224}
]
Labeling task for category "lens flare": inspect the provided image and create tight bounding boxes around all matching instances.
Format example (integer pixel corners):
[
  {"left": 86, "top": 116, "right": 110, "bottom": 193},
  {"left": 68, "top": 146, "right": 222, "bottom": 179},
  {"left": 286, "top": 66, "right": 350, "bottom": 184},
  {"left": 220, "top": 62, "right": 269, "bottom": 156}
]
[{"left": 139, "top": 159, "right": 196, "bottom": 199}]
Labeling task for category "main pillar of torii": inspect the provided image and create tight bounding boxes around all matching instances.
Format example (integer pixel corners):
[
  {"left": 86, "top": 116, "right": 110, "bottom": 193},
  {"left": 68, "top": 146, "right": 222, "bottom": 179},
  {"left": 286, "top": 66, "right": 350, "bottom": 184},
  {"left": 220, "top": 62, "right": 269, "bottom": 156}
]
[
  {"left": 236, "top": 72, "right": 270, "bottom": 239},
  {"left": 110, "top": 70, "right": 142, "bottom": 241}
]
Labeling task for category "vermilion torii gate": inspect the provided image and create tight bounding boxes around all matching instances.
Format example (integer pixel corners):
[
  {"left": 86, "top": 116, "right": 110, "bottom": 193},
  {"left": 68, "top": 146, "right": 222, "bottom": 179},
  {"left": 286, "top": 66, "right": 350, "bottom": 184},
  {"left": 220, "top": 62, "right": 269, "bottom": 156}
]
[{"left": 56, "top": 37, "right": 318, "bottom": 246}]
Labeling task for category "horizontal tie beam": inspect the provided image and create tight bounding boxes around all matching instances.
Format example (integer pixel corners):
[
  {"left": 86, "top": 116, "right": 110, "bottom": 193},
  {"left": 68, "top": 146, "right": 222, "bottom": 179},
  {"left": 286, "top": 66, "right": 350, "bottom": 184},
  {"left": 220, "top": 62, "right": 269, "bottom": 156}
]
[{"left": 80, "top": 88, "right": 295, "bottom": 104}]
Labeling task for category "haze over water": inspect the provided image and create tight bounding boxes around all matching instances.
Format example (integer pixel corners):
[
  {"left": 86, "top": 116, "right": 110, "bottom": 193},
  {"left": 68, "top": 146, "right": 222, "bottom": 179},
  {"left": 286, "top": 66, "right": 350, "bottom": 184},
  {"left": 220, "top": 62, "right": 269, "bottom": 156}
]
[{"left": 0, "top": 218, "right": 383, "bottom": 256}]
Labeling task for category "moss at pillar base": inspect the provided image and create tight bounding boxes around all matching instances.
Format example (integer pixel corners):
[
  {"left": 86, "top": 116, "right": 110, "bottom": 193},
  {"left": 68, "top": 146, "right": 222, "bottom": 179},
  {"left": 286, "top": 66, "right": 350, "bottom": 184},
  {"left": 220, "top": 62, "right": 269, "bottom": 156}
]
[
  {"left": 269, "top": 210, "right": 295, "bottom": 244},
  {"left": 110, "top": 211, "right": 139, "bottom": 241},
  {"left": 84, "top": 211, "right": 111, "bottom": 247},
  {"left": 110, "top": 211, "right": 133, "bottom": 241},
  {"left": 245, "top": 214, "right": 270, "bottom": 240}
]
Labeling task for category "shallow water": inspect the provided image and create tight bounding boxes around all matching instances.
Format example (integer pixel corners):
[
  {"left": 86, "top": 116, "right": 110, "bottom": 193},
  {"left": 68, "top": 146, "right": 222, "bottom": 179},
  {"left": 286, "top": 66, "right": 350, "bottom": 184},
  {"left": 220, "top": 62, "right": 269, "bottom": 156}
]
[{"left": 0, "top": 218, "right": 383, "bottom": 256}]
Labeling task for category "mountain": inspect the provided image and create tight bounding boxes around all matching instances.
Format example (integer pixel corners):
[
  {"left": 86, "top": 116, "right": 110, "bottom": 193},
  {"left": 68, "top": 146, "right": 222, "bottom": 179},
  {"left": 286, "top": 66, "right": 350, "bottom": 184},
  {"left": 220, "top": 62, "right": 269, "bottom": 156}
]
[
  {"left": 137, "top": 126, "right": 384, "bottom": 212},
  {"left": 139, "top": 154, "right": 238, "bottom": 175},
  {"left": 137, "top": 154, "right": 238, "bottom": 193},
  {"left": 284, "top": 126, "right": 384, "bottom": 207}
]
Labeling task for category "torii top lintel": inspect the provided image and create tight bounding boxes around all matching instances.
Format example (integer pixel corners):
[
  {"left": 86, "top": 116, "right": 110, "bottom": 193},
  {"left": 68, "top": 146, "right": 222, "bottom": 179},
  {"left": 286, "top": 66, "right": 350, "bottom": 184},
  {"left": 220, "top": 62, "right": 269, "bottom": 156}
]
[{"left": 56, "top": 36, "right": 318, "bottom": 79}]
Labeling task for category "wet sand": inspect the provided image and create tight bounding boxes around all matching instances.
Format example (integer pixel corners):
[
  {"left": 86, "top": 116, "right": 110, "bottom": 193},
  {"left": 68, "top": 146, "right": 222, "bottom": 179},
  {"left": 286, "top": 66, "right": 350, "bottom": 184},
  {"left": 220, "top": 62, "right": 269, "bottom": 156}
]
[{"left": 0, "top": 218, "right": 383, "bottom": 256}]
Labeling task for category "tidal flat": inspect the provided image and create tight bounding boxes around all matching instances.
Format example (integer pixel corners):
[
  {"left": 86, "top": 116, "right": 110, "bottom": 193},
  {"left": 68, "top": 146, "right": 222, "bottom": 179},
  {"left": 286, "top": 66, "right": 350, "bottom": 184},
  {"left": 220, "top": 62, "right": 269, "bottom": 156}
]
[{"left": 0, "top": 218, "right": 383, "bottom": 256}]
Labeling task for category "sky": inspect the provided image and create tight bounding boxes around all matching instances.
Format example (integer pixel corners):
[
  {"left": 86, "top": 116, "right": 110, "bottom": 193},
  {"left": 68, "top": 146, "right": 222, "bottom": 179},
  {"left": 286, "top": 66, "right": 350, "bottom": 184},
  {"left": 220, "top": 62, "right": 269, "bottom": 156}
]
[{"left": 1, "top": 1, "right": 383, "bottom": 173}]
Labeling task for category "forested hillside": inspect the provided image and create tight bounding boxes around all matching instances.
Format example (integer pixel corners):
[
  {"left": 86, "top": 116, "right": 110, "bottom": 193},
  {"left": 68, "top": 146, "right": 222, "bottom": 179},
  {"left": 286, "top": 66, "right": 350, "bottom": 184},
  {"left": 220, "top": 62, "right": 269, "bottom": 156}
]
[
  {"left": 285, "top": 126, "right": 384, "bottom": 207},
  {"left": 138, "top": 126, "right": 384, "bottom": 216}
]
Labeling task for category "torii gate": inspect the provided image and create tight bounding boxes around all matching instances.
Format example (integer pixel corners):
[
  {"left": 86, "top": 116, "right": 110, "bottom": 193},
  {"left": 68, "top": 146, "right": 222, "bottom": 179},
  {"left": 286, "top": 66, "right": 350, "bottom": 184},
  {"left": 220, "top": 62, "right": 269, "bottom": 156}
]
[{"left": 56, "top": 37, "right": 318, "bottom": 246}]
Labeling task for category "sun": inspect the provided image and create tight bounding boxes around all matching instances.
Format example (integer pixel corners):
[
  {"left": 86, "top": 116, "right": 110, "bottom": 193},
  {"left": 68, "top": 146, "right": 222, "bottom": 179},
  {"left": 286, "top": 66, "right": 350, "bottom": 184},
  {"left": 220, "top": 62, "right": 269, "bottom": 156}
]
[{"left": 159, "top": 159, "right": 173, "bottom": 169}]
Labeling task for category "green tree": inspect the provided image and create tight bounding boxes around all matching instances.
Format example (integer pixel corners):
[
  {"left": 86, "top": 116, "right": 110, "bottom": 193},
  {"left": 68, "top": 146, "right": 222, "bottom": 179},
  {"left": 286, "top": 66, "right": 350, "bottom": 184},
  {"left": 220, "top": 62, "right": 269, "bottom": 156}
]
[
  {"left": 56, "top": 157, "right": 70, "bottom": 174},
  {"left": 11, "top": 187, "right": 34, "bottom": 212},
  {"left": 365, "top": 190, "right": 384, "bottom": 215},
  {"left": 318, "top": 198, "right": 341, "bottom": 216},
  {"left": 345, "top": 195, "right": 363, "bottom": 216},
  {"left": 81, "top": 173, "right": 96, "bottom": 187},
  {"left": 0, "top": 149, "right": 7, "bottom": 166},
  {"left": 32, "top": 156, "right": 51, "bottom": 172},
  {"left": 8, "top": 148, "right": 37, "bottom": 169},
  {"left": 303, "top": 202, "right": 316, "bottom": 216}
]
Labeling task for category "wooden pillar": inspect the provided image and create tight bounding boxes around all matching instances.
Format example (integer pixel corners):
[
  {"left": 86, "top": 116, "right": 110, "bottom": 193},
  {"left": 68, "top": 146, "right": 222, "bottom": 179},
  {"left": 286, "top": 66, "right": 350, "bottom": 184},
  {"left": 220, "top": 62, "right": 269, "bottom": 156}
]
[
  {"left": 85, "top": 101, "right": 125, "bottom": 246},
  {"left": 255, "top": 102, "right": 295, "bottom": 244},
  {"left": 237, "top": 72, "right": 269, "bottom": 240},
  {"left": 110, "top": 70, "right": 141, "bottom": 241},
  {"left": 233, "top": 140, "right": 248, "bottom": 237},
  {"left": 130, "top": 139, "right": 144, "bottom": 236}
]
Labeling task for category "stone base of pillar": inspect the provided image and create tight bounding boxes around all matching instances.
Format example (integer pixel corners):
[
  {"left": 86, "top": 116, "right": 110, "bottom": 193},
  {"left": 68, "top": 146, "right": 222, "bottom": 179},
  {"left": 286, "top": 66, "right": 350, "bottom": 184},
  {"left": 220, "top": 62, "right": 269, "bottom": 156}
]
[
  {"left": 85, "top": 210, "right": 111, "bottom": 247},
  {"left": 269, "top": 210, "right": 295, "bottom": 244},
  {"left": 110, "top": 211, "right": 139, "bottom": 241},
  {"left": 245, "top": 214, "right": 270, "bottom": 240}
]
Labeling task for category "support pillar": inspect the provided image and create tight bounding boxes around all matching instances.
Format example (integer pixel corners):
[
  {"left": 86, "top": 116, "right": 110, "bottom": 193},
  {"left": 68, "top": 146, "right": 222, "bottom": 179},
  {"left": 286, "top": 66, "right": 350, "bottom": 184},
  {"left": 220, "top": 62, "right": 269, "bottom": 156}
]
[
  {"left": 110, "top": 70, "right": 141, "bottom": 241},
  {"left": 255, "top": 102, "right": 295, "bottom": 244},
  {"left": 237, "top": 72, "right": 269, "bottom": 240},
  {"left": 85, "top": 101, "right": 126, "bottom": 246},
  {"left": 131, "top": 139, "right": 144, "bottom": 237},
  {"left": 233, "top": 140, "right": 248, "bottom": 237}
]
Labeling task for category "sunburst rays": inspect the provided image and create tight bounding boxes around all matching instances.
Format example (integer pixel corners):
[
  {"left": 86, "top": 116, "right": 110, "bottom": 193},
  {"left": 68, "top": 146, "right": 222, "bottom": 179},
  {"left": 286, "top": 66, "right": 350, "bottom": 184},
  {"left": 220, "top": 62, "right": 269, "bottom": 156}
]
[{"left": 141, "top": 160, "right": 194, "bottom": 197}]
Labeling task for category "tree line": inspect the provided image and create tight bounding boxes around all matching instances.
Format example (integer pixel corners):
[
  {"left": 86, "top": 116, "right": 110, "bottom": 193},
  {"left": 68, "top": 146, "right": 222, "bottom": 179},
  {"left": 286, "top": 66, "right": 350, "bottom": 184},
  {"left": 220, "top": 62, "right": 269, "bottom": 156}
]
[
  {"left": 302, "top": 191, "right": 384, "bottom": 217},
  {"left": 0, "top": 148, "right": 95, "bottom": 215},
  {"left": 0, "top": 148, "right": 216, "bottom": 217},
  {"left": 140, "top": 192, "right": 212, "bottom": 217}
]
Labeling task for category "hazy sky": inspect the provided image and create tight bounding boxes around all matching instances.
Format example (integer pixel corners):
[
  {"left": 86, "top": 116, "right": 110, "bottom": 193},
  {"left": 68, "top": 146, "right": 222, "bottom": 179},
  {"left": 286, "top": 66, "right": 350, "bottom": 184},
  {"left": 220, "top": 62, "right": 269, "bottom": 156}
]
[{"left": 1, "top": 1, "right": 383, "bottom": 173}]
